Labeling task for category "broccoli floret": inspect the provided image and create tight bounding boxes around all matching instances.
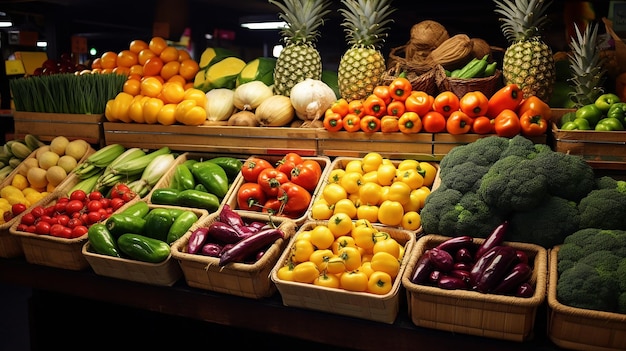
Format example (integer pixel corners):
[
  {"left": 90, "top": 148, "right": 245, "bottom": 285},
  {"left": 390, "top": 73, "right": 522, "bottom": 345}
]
[
  {"left": 420, "top": 187, "right": 463, "bottom": 236},
  {"left": 578, "top": 188, "right": 626, "bottom": 230},
  {"left": 617, "top": 258, "right": 626, "bottom": 291},
  {"left": 439, "top": 135, "right": 509, "bottom": 173},
  {"left": 619, "top": 292, "right": 626, "bottom": 314},
  {"left": 596, "top": 175, "right": 618, "bottom": 190},
  {"left": 439, "top": 161, "right": 490, "bottom": 193},
  {"left": 557, "top": 262, "right": 620, "bottom": 313},
  {"left": 477, "top": 155, "right": 548, "bottom": 214},
  {"left": 508, "top": 196, "right": 580, "bottom": 248},
  {"left": 558, "top": 228, "right": 626, "bottom": 273},
  {"left": 500, "top": 135, "right": 540, "bottom": 159},
  {"left": 530, "top": 152, "right": 596, "bottom": 202},
  {"left": 533, "top": 143, "right": 554, "bottom": 154}
]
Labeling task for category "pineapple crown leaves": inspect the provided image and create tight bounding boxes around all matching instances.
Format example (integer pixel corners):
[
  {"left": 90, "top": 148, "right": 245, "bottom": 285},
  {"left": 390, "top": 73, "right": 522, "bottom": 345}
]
[
  {"left": 338, "top": 0, "right": 396, "bottom": 48},
  {"left": 494, "top": 0, "right": 552, "bottom": 43},
  {"left": 269, "top": 0, "right": 332, "bottom": 46},
  {"left": 567, "top": 22, "right": 607, "bottom": 105}
]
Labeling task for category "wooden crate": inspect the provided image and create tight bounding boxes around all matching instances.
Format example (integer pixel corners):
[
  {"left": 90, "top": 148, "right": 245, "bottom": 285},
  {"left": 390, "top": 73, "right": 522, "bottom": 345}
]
[
  {"left": 103, "top": 123, "right": 318, "bottom": 156},
  {"left": 316, "top": 130, "right": 435, "bottom": 160},
  {"left": 550, "top": 109, "right": 626, "bottom": 170},
  {"left": 13, "top": 111, "right": 105, "bottom": 147}
]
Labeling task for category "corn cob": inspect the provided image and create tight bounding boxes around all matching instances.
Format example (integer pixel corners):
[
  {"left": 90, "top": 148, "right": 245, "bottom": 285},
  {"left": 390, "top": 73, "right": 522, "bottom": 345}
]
[
  {"left": 73, "top": 143, "right": 126, "bottom": 178},
  {"left": 96, "top": 147, "right": 147, "bottom": 186},
  {"left": 65, "top": 172, "right": 102, "bottom": 196},
  {"left": 127, "top": 153, "right": 176, "bottom": 197},
  {"left": 107, "top": 146, "right": 171, "bottom": 178}
]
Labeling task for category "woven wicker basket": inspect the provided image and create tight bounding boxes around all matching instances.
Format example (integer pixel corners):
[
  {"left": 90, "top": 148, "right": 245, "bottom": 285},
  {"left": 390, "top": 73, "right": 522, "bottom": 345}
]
[
  {"left": 434, "top": 64, "right": 504, "bottom": 99},
  {"left": 271, "top": 221, "right": 416, "bottom": 324},
  {"left": 382, "top": 46, "right": 439, "bottom": 95},
  {"left": 171, "top": 212, "right": 296, "bottom": 299},
  {"left": 401, "top": 234, "right": 547, "bottom": 342},
  {"left": 547, "top": 246, "right": 626, "bottom": 351}
]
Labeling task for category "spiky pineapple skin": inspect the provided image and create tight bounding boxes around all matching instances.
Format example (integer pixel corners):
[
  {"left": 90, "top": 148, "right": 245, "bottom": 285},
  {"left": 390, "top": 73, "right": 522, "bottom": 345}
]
[
  {"left": 273, "top": 44, "right": 322, "bottom": 96},
  {"left": 503, "top": 40, "right": 556, "bottom": 102},
  {"left": 338, "top": 47, "right": 386, "bottom": 102}
]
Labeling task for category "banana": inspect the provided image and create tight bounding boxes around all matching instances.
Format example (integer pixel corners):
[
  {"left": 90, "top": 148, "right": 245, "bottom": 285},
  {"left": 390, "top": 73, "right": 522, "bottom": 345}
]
[
  {"left": 24, "top": 134, "right": 46, "bottom": 150},
  {"left": 10, "top": 141, "right": 33, "bottom": 160}
]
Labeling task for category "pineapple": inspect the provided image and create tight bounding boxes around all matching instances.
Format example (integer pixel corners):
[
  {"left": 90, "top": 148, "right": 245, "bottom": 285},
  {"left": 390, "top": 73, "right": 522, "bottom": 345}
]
[
  {"left": 337, "top": 0, "right": 396, "bottom": 102},
  {"left": 568, "top": 22, "right": 607, "bottom": 107},
  {"left": 269, "top": 0, "right": 332, "bottom": 96},
  {"left": 494, "top": 0, "right": 556, "bottom": 102}
]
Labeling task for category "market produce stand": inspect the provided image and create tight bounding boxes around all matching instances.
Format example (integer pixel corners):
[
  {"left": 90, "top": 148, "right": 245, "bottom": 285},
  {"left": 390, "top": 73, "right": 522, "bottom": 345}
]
[{"left": 0, "top": 256, "right": 564, "bottom": 350}]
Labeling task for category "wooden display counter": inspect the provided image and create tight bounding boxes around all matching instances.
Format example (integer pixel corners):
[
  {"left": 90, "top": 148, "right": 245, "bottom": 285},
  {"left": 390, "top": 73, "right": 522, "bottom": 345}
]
[{"left": 0, "top": 257, "right": 565, "bottom": 350}]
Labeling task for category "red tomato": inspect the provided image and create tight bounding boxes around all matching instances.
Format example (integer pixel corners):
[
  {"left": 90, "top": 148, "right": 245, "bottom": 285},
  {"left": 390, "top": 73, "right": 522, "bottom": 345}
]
[
  {"left": 278, "top": 182, "right": 312, "bottom": 215},
  {"left": 65, "top": 200, "right": 85, "bottom": 215},
  {"left": 257, "top": 167, "right": 290, "bottom": 197},
  {"left": 237, "top": 182, "right": 267, "bottom": 211},
  {"left": 49, "top": 223, "right": 67, "bottom": 237},
  {"left": 86, "top": 211, "right": 102, "bottom": 225},
  {"left": 471, "top": 116, "right": 494, "bottom": 134},
  {"left": 421, "top": 111, "right": 447, "bottom": 133},
  {"left": 109, "top": 197, "right": 126, "bottom": 211},
  {"left": 70, "top": 190, "right": 87, "bottom": 202},
  {"left": 35, "top": 221, "right": 51, "bottom": 235},
  {"left": 300, "top": 159, "right": 322, "bottom": 180},
  {"left": 11, "top": 203, "right": 27, "bottom": 216},
  {"left": 86, "top": 200, "right": 103, "bottom": 213},
  {"left": 56, "top": 214, "right": 70, "bottom": 227},
  {"left": 20, "top": 213, "right": 35, "bottom": 226},
  {"left": 290, "top": 163, "right": 320, "bottom": 192},
  {"left": 88, "top": 191, "right": 104, "bottom": 201},
  {"left": 71, "top": 225, "right": 88, "bottom": 238},
  {"left": 241, "top": 157, "right": 274, "bottom": 183}
]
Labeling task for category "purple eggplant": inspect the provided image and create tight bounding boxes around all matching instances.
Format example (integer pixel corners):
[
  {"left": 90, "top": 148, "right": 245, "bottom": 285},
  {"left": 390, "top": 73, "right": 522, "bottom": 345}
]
[
  {"left": 469, "top": 246, "right": 501, "bottom": 287},
  {"left": 471, "top": 245, "right": 518, "bottom": 293},
  {"left": 429, "top": 269, "right": 442, "bottom": 284},
  {"left": 475, "top": 220, "right": 509, "bottom": 260},
  {"left": 453, "top": 261, "right": 473, "bottom": 272},
  {"left": 454, "top": 247, "right": 474, "bottom": 263},
  {"left": 492, "top": 262, "right": 533, "bottom": 295},
  {"left": 437, "top": 275, "right": 468, "bottom": 290},
  {"left": 436, "top": 235, "right": 473, "bottom": 254},
  {"left": 219, "top": 227, "right": 284, "bottom": 266},
  {"left": 201, "top": 242, "right": 223, "bottom": 257},
  {"left": 409, "top": 251, "right": 434, "bottom": 284},
  {"left": 187, "top": 227, "right": 209, "bottom": 254},
  {"left": 515, "top": 250, "right": 529, "bottom": 265},
  {"left": 208, "top": 221, "right": 253, "bottom": 244},
  {"left": 219, "top": 204, "right": 254, "bottom": 235},
  {"left": 449, "top": 269, "right": 471, "bottom": 283},
  {"left": 515, "top": 282, "right": 535, "bottom": 298},
  {"left": 428, "top": 247, "right": 454, "bottom": 272}
]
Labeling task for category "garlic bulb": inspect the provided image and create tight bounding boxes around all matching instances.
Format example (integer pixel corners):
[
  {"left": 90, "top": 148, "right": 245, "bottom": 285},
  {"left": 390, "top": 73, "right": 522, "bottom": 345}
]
[
  {"left": 233, "top": 81, "right": 274, "bottom": 111},
  {"left": 290, "top": 78, "right": 337, "bottom": 121},
  {"left": 204, "top": 88, "right": 236, "bottom": 121}
]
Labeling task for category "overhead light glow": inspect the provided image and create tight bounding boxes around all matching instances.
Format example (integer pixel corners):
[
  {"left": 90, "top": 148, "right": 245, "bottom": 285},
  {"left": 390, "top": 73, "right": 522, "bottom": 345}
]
[
  {"left": 241, "top": 21, "right": 286, "bottom": 30},
  {"left": 36, "top": 41, "right": 47, "bottom": 48},
  {"left": 0, "top": 11, "right": 12, "bottom": 27}
]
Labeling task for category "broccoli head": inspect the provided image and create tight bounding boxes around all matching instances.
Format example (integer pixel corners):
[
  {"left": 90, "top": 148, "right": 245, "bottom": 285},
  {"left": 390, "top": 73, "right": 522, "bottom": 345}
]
[
  {"left": 420, "top": 187, "right": 463, "bottom": 236},
  {"left": 557, "top": 261, "right": 620, "bottom": 313},
  {"left": 531, "top": 151, "right": 595, "bottom": 202},
  {"left": 578, "top": 188, "right": 626, "bottom": 230},
  {"left": 508, "top": 195, "right": 580, "bottom": 248},
  {"left": 477, "top": 155, "right": 549, "bottom": 214},
  {"left": 558, "top": 228, "right": 626, "bottom": 273},
  {"left": 439, "top": 135, "right": 509, "bottom": 173},
  {"left": 438, "top": 161, "right": 490, "bottom": 193},
  {"left": 595, "top": 175, "right": 626, "bottom": 193},
  {"left": 499, "top": 135, "right": 541, "bottom": 159}
]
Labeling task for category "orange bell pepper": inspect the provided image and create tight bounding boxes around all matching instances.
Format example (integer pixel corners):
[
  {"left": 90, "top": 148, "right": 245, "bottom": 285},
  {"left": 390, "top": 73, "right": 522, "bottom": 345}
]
[
  {"left": 494, "top": 109, "right": 521, "bottom": 137},
  {"left": 405, "top": 91, "right": 433, "bottom": 116},
  {"left": 360, "top": 115, "right": 381, "bottom": 133},
  {"left": 348, "top": 99, "right": 365, "bottom": 117},
  {"left": 343, "top": 113, "right": 361, "bottom": 132},
  {"left": 323, "top": 111, "right": 344, "bottom": 132},
  {"left": 388, "top": 76, "right": 412, "bottom": 101},
  {"left": 373, "top": 85, "right": 393, "bottom": 105},
  {"left": 386, "top": 100, "right": 406, "bottom": 117},
  {"left": 398, "top": 111, "right": 422, "bottom": 134},
  {"left": 459, "top": 91, "right": 489, "bottom": 118},
  {"left": 433, "top": 91, "right": 460, "bottom": 118},
  {"left": 446, "top": 110, "right": 472, "bottom": 134},
  {"left": 362, "top": 94, "right": 387, "bottom": 118},
  {"left": 517, "top": 95, "right": 552, "bottom": 122},
  {"left": 330, "top": 98, "right": 350, "bottom": 117},
  {"left": 380, "top": 115, "right": 400, "bottom": 133},
  {"left": 471, "top": 116, "right": 494, "bottom": 134},
  {"left": 519, "top": 110, "right": 548, "bottom": 136},
  {"left": 486, "top": 84, "right": 523, "bottom": 118}
]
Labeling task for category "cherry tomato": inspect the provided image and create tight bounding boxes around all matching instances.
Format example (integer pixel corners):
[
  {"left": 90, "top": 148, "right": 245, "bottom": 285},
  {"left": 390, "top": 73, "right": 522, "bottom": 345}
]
[
  {"left": 65, "top": 200, "right": 85, "bottom": 216},
  {"left": 20, "top": 213, "right": 36, "bottom": 226},
  {"left": 55, "top": 214, "right": 70, "bottom": 227},
  {"left": 86, "top": 200, "right": 103, "bottom": 213},
  {"left": 71, "top": 225, "right": 88, "bottom": 238},
  {"left": 88, "top": 191, "right": 104, "bottom": 201},
  {"left": 70, "top": 190, "right": 87, "bottom": 202},
  {"left": 11, "top": 203, "right": 27, "bottom": 216},
  {"left": 109, "top": 197, "right": 126, "bottom": 211},
  {"left": 49, "top": 223, "right": 67, "bottom": 238},
  {"left": 35, "top": 221, "right": 51, "bottom": 235}
]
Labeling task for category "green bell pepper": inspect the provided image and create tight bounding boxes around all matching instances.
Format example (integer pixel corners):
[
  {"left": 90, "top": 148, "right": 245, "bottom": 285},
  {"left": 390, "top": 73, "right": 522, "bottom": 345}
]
[
  {"left": 207, "top": 156, "right": 243, "bottom": 182},
  {"left": 595, "top": 117, "right": 624, "bottom": 131},
  {"left": 105, "top": 213, "right": 147, "bottom": 238},
  {"left": 117, "top": 233, "right": 171, "bottom": 263},
  {"left": 561, "top": 118, "right": 592, "bottom": 130},
  {"left": 575, "top": 104, "right": 603, "bottom": 127},
  {"left": 607, "top": 102, "right": 626, "bottom": 124},
  {"left": 594, "top": 93, "right": 622, "bottom": 113},
  {"left": 173, "top": 164, "right": 196, "bottom": 191},
  {"left": 87, "top": 223, "right": 121, "bottom": 258},
  {"left": 558, "top": 111, "right": 577, "bottom": 127},
  {"left": 166, "top": 210, "right": 199, "bottom": 244},
  {"left": 190, "top": 160, "right": 229, "bottom": 198},
  {"left": 143, "top": 208, "right": 174, "bottom": 242}
]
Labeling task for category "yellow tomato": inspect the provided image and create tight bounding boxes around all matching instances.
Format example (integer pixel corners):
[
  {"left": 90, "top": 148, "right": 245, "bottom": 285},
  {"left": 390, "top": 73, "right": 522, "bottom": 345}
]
[
  {"left": 291, "top": 238, "right": 315, "bottom": 263},
  {"left": 356, "top": 204, "right": 379, "bottom": 223},
  {"left": 123, "top": 78, "right": 141, "bottom": 96},
  {"left": 174, "top": 99, "right": 198, "bottom": 124},
  {"left": 160, "top": 81, "right": 185, "bottom": 104},
  {"left": 379, "top": 185, "right": 390, "bottom": 203},
  {"left": 314, "top": 272, "right": 341, "bottom": 289},
  {"left": 413, "top": 186, "right": 431, "bottom": 211},
  {"left": 397, "top": 159, "right": 420, "bottom": 171},
  {"left": 361, "top": 170, "right": 378, "bottom": 184},
  {"left": 183, "top": 88, "right": 207, "bottom": 106},
  {"left": 182, "top": 105, "right": 208, "bottom": 125},
  {"left": 370, "top": 251, "right": 401, "bottom": 279},
  {"left": 419, "top": 161, "right": 438, "bottom": 187},
  {"left": 367, "top": 271, "right": 393, "bottom": 295},
  {"left": 377, "top": 200, "right": 405, "bottom": 227},
  {"left": 140, "top": 76, "right": 163, "bottom": 98},
  {"left": 128, "top": 95, "right": 148, "bottom": 123},
  {"left": 340, "top": 270, "right": 369, "bottom": 292},
  {"left": 178, "top": 58, "right": 200, "bottom": 81},
  {"left": 402, "top": 211, "right": 421, "bottom": 231},
  {"left": 344, "top": 159, "right": 363, "bottom": 174},
  {"left": 361, "top": 152, "right": 383, "bottom": 173},
  {"left": 387, "top": 181, "right": 412, "bottom": 205},
  {"left": 360, "top": 261, "right": 374, "bottom": 277},
  {"left": 339, "top": 171, "right": 363, "bottom": 194},
  {"left": 376, "top": 163, "right": 397, "bottom": 186},
  {"left": 322, "top": 183, "right": 348, "bottom": 205},
  {"left": 310, "top": 199, "right": 333, "bottom": 220},
  {"left": 327, "top": 168, "right": 345, "bottom": 184},
  {"left": 358, "top": 182, "right": 382, "bottom": 206},
  {"left": 352, "top": 225, "right": 377, "bottom": 251},
  {"left": 395, "top": 168, "right": 424, "bottom": 190},
  {"left": 331, "top": 235, "right": 357, "bottom": 255},
  {"left": 373, "top": 237, "right": 401, "bottom": 259},
  {"left": 333, "top": 198, "right": 357, "bottom": 219},
  {"left": 276, "top": 264, "right": 295, "bottom": 281},
  {"left": 160, "top": 60, "right": 181, "bottom": 81},
  {"left": 156, "top": 103, "right": 178, "bottom": 125},
  {"left": 353, "top": 218, "right": 374, "bottom": 229},
  {"left": 143, "top": 97, "right": 164, "bottom": 124},
  {"left": 309, "top": 225, "right": 335, "bottom": 250},
  {"left": 309, "top": 249, "right": 334, "bottom": 271},
  {"left": 327, "top": 212, "right": 353, "bottom": 237},
  {"left": 326, "top": 255, "right": 346, "bottom": 274},
  {"left": 339, "top": 246, "right": 362, "bottom": 271},
  {"left": 291, "top": 261, "right": 320, "bottom": 284}
]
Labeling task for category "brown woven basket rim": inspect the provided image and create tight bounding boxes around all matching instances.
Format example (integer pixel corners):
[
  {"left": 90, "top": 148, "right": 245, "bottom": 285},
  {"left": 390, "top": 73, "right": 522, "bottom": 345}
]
[{"left": 83, "top": 241, "right": 174, "bottom": 267}]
